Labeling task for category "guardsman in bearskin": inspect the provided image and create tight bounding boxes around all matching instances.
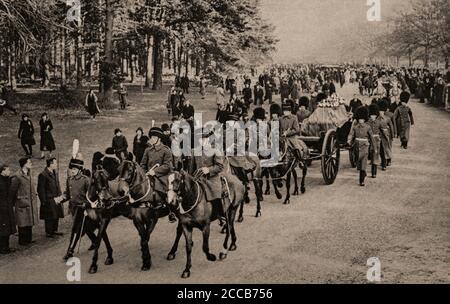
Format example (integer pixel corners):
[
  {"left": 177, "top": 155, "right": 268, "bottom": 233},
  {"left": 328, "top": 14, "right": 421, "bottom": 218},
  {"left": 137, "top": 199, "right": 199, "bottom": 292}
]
[
  {"left": 367, "top": 104, "right": 383, "bottom": 178},
  {"left": 393, "top": 92, "right": 414, "bottom": 149},
  {"left": 63, "top": 156, "right": 97, "bottom": 261},
  {"left": 296, "top": 96, "right": 312, "bottom": 125},
  {"left": 377, "top": 99, "right": 395, "bottom": 169},
  {"left": 141, "top": 127, "right": 176, "bottom": 222},
  {"left": 279, "top": 99, "right": 309, "bottom": 161},
  {"left": 347, "top": 106, "right": 376, "bottom": 186}
]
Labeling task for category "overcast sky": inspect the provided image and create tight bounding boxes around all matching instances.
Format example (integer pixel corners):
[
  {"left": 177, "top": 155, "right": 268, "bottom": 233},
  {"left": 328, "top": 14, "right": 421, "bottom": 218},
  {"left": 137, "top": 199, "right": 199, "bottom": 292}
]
[{"left": 260, "top": 0, "right": 408, "bottom": 63}]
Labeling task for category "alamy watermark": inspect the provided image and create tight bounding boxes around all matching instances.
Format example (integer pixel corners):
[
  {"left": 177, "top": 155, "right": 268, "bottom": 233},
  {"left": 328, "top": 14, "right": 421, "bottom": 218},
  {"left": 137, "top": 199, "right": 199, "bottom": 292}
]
[
  {"left": 367, "top": 0, "right": 381, "bottom": 22},
  {"left": 66, "top": 0, "right": 81, "bottom": 24},
  {"left": 366, "top": 257, "right": 381, "bottom": 282},
  {"left": 66, "top": 257, "right": 81, "bottom": 282}
]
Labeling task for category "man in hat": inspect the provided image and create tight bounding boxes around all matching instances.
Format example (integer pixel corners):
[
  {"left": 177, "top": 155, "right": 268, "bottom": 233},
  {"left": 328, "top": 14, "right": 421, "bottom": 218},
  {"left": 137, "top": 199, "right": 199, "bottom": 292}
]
[
  {"left": 37, "top": 157, "right": 65, "bottom": 238},
  {"left": 348, "top": 106, "right": 376, "bottom": 186},
  {"left": 0, "top": 164, "right": 16, "bottom": 254},
  {"left": 62, "top": 157, "right": 97, "bottom": 261},
  {"left": 393, "top": 91, "right": 414, "bottom": 149},
  {"left": 367, "top": 104, "right": 383, "bottom": 178},
  {"left": 296, "top": 96, "right": 311, "bottom": 125},
  {"left": 377, "top": 99, "right": 395, "bottom": 170},
  {"left": 9, "top": 157, "right": 38, "bottom": 245},
  {"left": 279, "top": 100, "right": 309, "bottom": 161},
  {"left": 0, "top": 83, "right": 17, "bottom": 116},
  {"left": 112, "top": 128, "right": 128, "bottom": 161},
  {"left": 141, "top": 127, "right": 176, "bottom": 222}
]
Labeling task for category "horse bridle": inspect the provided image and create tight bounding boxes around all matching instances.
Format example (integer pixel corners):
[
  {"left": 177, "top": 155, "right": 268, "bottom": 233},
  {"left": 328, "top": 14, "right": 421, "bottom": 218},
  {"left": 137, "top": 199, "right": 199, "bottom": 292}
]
[
  {"left": 170, "top": 171, "right": 201, "bottom": 215},
  {"left": 118, "top": 161, "right": 154, "bottom": 204}
]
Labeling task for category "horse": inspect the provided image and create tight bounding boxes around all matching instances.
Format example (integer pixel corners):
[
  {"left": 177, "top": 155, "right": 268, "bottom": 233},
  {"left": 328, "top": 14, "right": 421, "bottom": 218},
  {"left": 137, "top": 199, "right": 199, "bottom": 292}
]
[
  {"left": 115, "top": 160, "right": 171, "bottom": 271},
  {"left": 166, "top": 170, "right": 245, "bottom": 278},
  {"left": 265, "top": 141, "right": 307, "bottom": 205}
]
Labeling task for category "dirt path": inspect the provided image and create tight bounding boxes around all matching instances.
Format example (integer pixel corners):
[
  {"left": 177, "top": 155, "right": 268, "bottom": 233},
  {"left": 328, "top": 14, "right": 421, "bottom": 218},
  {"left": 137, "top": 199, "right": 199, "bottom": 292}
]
[{"left": 0, "top": 84, "right": 449, "bottom": 283}]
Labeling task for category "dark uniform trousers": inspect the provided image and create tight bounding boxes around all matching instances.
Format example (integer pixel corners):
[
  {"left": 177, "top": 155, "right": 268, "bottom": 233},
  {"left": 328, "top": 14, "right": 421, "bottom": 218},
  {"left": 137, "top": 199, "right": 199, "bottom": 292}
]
[
  {"left": 18, "top": 226, "right": 33, "bottom": 245},
  {"left": 0, "top": 236, "right": 9, "bottom": 251},
  {"left": 45, "top": 219, "right": 59, "bottom": 235}
]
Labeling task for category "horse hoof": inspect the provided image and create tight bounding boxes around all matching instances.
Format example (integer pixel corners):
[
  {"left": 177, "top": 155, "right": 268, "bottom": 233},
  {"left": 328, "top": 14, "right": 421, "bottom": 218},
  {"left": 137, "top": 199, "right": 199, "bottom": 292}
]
[
  {"left": 283, "top": 200, "right": 290, "bottom": 205},
  {"left": 293, "top": 190, "right": 299, "bottom": 196},
  {"left": 167, "top": 253, "right": 176, "bottom": 261},
  {"left": 264, "top": 190, "right": 270, "bottom": 195},
  {"left": 276, "top": 193, "right": 283, "bottom": 200},
  {"left": 255, "top": 211, "right": 261, "bottom": 218},
  {"left": 245, "top": 197, "right": 250, "bottom": 204},
  {"left": 237, "top": 216, "right": 244, "bottom": 223},
  {"left": 63, "top": 253, "right": 73, "bottom": 262},
  {"left": 104, "top": 257, "right": 114, "bottom": 266},
  {"left": 207, "top": 254, "right": 217, "bottom": 262},
  {"left": 88, "top": 265, "right": 98, "bottom": 274},
  {"left": 141, "top": 264, "right": 151, "bottom": 271},
  {"left": 301, "top": 187, "right": 306, "bottom": 194},
  {"left": 258, "top": 196, "right": 264, "bottom": 202},
  {"left": 219, "top": 253, "right": 228, "bottom": 260},
  {"left": 181, "top": 271, "right": 191, "bottom": 279},
  {"left": 229, "top": 244, "right": 237, "bottom": 251}
]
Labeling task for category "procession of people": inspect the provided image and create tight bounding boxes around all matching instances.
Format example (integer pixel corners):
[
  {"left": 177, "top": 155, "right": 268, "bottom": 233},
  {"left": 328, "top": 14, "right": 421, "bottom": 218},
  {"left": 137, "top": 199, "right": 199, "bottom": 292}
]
[{"left": 0, "top": 62, "right": 431, "bottom": 257}]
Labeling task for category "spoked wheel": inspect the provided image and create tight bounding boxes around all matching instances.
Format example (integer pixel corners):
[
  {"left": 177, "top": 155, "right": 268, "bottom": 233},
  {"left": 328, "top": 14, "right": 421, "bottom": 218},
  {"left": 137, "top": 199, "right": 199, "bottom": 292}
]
[{"left": 321, "top": 130, "right": 340, "bottom": 185}]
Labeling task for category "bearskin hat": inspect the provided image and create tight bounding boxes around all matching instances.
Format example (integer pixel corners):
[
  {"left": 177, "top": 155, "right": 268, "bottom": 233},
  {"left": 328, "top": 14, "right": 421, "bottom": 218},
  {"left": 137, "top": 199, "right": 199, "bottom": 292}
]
[
  {"left": 400, "top": 91, "right": 411, "bottom": 104},
  {"left": 69, "top": 158, "right": 84, "bottom": 170},
  {"left": 227, "top": 113, "right": 240, "bottom": 121},
  {"left": 298, "top": 96, "right": 310, "bottom": 108},
  {"left": 270, "top": 103, "right": 282, "bottom": 116},
  {"left": 282, "top": 99, "right": 294, "bottom": 112},
  {"left": 377, "top": 99, "right": 388, "bottom": 112},
  {"left": 253, "top": 107, "right": 266, "bottom": 120},
  {"left": 369, "top": 104, "right": 380, "bottom": 117},
  {"left": 355, "top": 106, "right": 369, "bottom": 122}
]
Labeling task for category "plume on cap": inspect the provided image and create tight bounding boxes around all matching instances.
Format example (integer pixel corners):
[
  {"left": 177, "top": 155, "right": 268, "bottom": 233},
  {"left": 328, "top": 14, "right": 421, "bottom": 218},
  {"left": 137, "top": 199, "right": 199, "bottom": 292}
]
[{"left": 72, "top": 139, "right": 80, "bottom": 159}]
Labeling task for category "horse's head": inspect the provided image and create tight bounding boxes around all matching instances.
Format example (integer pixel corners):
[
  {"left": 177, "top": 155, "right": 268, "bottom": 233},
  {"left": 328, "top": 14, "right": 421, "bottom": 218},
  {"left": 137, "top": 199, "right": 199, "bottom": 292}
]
[
  {"left": 167, "top": 170, "right": 187, "bottom": 208},
  {"left": 92, "top": 165, "right": 114, "bottom": 205},
  {"left": 117, "top": 160, "right": 136, "bottom": 197}
]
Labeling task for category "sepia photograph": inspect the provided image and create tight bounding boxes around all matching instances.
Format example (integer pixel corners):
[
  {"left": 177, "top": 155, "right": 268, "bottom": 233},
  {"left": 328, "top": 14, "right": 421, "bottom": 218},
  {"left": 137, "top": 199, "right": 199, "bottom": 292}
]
[{"left": 0, "top": 0, "right": 449, "bottom": 288}]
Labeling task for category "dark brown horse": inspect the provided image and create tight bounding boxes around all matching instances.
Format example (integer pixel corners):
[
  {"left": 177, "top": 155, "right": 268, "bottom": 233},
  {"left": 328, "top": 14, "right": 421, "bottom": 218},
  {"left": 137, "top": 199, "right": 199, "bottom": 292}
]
[{"left": 166, "top": 170, "right": 245, "bottom": 278}]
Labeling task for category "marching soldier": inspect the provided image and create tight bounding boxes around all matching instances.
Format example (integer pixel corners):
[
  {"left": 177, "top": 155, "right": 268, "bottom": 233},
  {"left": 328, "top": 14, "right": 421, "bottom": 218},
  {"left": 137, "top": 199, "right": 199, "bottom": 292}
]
[
  {"left": 367, "top": 104, "right": 383, "bottom": 178},
  {"left": 347, "top": 107, "right": 376, "bottom": 186},
  {"left": 279, "top": 99, "right": 309, "bottom": 161},
  {"left": 393, "top": 92, "right": 414, "bottom": 149},
  {"left": 377, "top": 99, "right": 395, "bottom": 169},
  {"left": 140, "top": 127, "right": 176, "bottom": 223},
  {"left": 63, "top": 157, "right": 97, "bottom": 261}
]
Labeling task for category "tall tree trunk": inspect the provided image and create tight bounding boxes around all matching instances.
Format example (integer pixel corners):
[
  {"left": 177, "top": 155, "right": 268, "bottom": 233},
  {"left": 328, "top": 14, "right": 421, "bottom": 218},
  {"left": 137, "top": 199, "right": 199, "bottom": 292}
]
[
  {"left": 185, "top": 50, "right": 189, "bottom": 76},
  {"left": 8, "top": 42, "right": 17, "bottom": 90},
  {"left": 101, "top": 0, "right": 115, "bottom": 105},
  {"left": 408, "top": 49, "right": 412, "bottom": 67},
  {"left": 129, "top": 52, "right": 135, "bottom": 83},
  {"left": 195, "top": 56, "right": 200, "bottom": 76},
  {"left": 145, "top": 34, "right": 153, "bottom": 88},
  {"left": 152, "top": 32, "right": 163, "bottom": 90},
  {"left": 76, "top": 28, "right": 83, "bottom": 88},
  {"left": 60, "top": 30, "right": 66, "bottom": 89},
  {"left": 424, "top": 45, "right": 429, "bottom": 68}
]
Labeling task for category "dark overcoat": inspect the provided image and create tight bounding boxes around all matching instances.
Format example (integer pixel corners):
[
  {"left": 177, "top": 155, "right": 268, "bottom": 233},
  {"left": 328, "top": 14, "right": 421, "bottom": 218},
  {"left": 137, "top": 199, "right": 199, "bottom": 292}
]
[
  {"left": 0, "top": 175, "right": 17, "bottom": 236},
  {"left": 37, "top": 168, "right": 64, "bottom": 220}
]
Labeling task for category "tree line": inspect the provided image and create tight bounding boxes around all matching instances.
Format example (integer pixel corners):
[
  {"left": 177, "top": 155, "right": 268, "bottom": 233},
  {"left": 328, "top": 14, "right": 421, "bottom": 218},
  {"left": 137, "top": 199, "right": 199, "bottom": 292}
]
[{"left": 0, "top": 0, "right": 277, "bottom": 105}]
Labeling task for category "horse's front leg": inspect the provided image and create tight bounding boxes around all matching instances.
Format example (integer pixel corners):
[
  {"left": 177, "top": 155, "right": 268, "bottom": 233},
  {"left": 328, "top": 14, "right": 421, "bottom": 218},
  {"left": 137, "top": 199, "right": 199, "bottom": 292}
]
[
  {"left": 284, "top": 172, "right": 291, "bottom": 205},
  {"left": 301, "top": 161, "right": 307, "bottom": 194},
  {"left": 181, "top": 225, "right": 194, "bottom": 279},
  {"left": 219, "top": 213, "right": 230, "bottom": 261},
  {"left": 263, "top": 171, "right": 271, "bottom": 195},
  {"left": 292, "top": 167, "right": 299, "bottom": 196},
  {"left": 237, "top": 197, "right": 245, "bottom": 223},
  {"left": 202, "top": 223, "right": 217, "bottom": 262},
  {"left": 254, "top": 179, "right": 263, "bottom": 217},
  {"left": 167, "top": 221, "right": 183, "bottom": 261},
  {"left": 88, "top": 216, "right": 110, "bottom": 274},
  {"left": 102, "top": 231, "right": 114, "bottom": 266},
  {"left": 228, "top": 207, "right": 238, "bottom": 252}
]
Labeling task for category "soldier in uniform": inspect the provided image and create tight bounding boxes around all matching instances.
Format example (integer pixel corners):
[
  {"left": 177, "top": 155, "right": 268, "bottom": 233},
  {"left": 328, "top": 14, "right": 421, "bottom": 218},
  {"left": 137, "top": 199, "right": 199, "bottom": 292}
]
[
  {"left": 279, "top": 100, "right": 309, "bottom": 161},
  {"left": 296, "top": 96, "right": 311, "bottom": 125},
  {"left": 367, "top": 104, "right": 383, "bottom": 178},
  {"left": 140, "top": 127, "right": 176, "bottom": 222},
  {"left": 393, "top": 92, "right": 414, "bottom": 149},
  {"left": 63, "top": 157, "right": 97, "bottom": 261},
  {"left": 347, "top": 107, "right": 376, "bottom": 186},
  {"left": 377, "top": 99, "right": 395, "bottom": 169}
]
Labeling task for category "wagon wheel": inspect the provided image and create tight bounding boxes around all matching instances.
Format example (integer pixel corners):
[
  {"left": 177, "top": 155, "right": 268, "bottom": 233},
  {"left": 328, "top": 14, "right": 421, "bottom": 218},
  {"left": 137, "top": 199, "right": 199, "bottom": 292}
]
[{"left": 321, "top": 129, "right": 340, "bottom": 185}]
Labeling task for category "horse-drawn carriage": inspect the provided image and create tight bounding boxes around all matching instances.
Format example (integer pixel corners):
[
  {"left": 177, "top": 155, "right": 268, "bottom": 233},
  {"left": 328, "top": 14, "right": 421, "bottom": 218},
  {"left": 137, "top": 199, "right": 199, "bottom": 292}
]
[{"left": 298, "top": 97, "right": 354, "bottom": 185}]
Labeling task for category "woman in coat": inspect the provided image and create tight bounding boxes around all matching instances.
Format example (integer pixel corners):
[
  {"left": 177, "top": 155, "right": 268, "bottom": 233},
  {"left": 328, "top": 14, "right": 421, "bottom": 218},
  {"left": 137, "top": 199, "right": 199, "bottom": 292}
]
[
  {"left": 85, "top": 89, "right": 100, "bottom": 119},
  {"left": 133, "top": 127, "right": 149, "bottom": 165},
  {"left": 39, "top": 113, "right": 56, "bottom": 159},
  {"left": 0, "top": 164, "right": 17, "bottom": 254},
  {"left": 18, "top": 114, "right": 36, "bottom": 157},
  {"left": 9, "top": 158, "right": 39, "bottom": 245}
]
